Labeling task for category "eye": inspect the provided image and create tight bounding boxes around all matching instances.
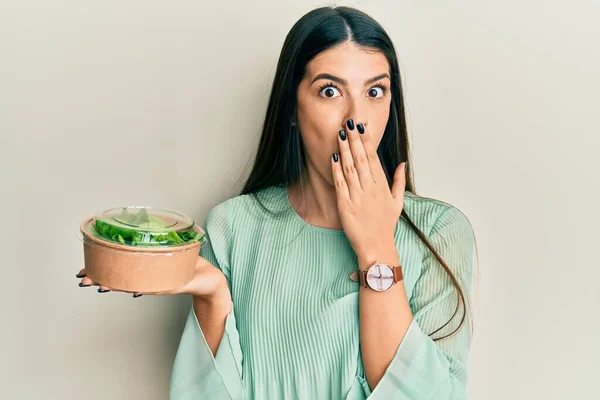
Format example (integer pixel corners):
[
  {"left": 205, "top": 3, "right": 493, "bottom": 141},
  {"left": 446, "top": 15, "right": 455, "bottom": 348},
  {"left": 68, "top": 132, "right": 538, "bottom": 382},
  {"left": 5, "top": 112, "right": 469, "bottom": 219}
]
[
  {"left": 318, "top": 83, "right": 341, "bottom": 98},
  {"left": 368, "top": 85, "right": 388, "bottom": 99}
]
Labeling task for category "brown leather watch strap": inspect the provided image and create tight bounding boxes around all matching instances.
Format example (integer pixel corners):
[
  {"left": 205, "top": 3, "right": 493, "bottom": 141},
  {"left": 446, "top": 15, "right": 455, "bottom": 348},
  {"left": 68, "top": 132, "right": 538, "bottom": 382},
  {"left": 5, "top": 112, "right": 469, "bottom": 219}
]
[
  {"left": 393, "top": 265, "right": 403, "bottom": 282},
  {"left": 358, "top": 270, "right": 368, "bottom": 288},
  {"left": 349, "top": 265, "right": 403, "bottom": 287},
  {"left": 349, "top": 270, "right": 361, "bottom": 284}
]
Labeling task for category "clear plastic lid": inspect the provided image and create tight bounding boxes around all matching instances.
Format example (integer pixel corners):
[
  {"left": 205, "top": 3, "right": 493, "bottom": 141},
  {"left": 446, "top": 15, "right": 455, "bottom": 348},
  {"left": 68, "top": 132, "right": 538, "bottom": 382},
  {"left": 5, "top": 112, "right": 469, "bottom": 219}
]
[{"left": 84, "top": 206, "right": 205, "bottom": 247}]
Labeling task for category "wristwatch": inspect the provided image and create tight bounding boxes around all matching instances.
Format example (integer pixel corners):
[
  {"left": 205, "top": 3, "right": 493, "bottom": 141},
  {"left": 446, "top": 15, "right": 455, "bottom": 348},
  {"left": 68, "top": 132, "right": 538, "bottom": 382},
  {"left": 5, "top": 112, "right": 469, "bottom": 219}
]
[{"left": 349, "top": 261, "right": 403, "bottom": 291}]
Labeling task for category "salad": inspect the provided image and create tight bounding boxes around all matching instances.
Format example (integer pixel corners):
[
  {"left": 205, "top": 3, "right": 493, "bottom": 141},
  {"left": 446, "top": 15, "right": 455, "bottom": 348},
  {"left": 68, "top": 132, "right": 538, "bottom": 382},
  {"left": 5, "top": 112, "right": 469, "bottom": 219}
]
[{"left": 90, "top": 207, "right": 204, "bottom": 246}]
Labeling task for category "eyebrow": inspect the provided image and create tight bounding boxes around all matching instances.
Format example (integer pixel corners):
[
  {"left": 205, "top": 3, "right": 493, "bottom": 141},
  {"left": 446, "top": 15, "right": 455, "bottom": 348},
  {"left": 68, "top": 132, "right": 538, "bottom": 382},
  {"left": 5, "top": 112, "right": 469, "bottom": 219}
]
[{"left": 310, "top": 73, "right": 390, "bottom": 86}]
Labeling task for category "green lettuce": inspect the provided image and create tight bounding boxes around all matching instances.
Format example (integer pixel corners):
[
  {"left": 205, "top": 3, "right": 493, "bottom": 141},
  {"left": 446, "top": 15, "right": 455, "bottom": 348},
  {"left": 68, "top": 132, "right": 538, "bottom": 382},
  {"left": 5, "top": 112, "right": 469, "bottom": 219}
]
[{"left": 93, "top": 207, "right": 204, "bottom": 246}]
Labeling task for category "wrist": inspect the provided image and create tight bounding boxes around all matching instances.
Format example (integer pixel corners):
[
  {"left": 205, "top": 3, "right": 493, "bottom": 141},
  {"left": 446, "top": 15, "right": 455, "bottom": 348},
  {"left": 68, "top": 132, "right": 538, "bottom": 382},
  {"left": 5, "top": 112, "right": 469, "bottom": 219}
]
[{"left": 357, "top": 241, "right": 399, "bottom": 270}]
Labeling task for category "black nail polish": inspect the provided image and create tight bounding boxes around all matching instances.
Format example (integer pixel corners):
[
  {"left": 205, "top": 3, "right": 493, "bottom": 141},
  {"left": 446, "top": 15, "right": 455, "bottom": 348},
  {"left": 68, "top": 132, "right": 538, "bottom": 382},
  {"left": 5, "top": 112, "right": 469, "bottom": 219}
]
[
  {"left": 133, "top": 293, "right": 143, "bottom": 298},
  {"left": 346, "top": 119, "right": 355, "bottom": 130},
  {"left": 78, "top": 282, "right": 90, "bottom": 288},
  {"left": 76, "top": 273, "right": 86, "bottom": 278},
  {"left": 97, "top": 288, "right": 110, "bottom": 293},
  {"left": 339, "top": 129, "right": 347, "bottom": 141},
  {"left": 357, "top": 123, "right": 364, "bottom": 134},
  {"left": 333, "top": 153, "right": 339, "bottom": 162}
]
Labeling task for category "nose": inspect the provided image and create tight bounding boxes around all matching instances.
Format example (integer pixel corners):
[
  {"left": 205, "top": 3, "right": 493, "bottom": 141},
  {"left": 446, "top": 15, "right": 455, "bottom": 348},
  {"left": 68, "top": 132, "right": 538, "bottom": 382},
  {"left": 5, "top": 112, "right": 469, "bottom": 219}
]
[{"left": 342, "top": 100, "right": 367, "bottom": 132}]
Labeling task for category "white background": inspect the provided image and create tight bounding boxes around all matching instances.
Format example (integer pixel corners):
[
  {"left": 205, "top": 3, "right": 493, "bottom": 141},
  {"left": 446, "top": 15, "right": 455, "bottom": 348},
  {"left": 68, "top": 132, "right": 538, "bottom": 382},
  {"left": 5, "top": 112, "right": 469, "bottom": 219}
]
[{"left": 1, "top": 1, "right": 598, "bottom": 398}]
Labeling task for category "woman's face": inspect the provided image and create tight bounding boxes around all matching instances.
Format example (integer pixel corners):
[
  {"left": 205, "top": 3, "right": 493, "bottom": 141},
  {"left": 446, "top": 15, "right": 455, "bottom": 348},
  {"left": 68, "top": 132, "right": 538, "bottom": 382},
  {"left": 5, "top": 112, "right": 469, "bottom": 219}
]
[{"left": 296, "top": 41, "right": 392, "bottom": 186}]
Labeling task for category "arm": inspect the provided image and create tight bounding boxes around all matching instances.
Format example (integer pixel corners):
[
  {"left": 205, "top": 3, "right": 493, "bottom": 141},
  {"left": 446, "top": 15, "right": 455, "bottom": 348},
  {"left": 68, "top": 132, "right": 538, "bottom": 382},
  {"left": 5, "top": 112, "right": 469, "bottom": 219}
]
[
  {"left": 193, "top": 289, "right": 232, "bottom": 356},
  {"left": 359, "top": 206, "right": 476, "bottom": 399},
  {"left": 357, "top": 244, "right": 412, "bottom": 390},
  {"left": 170, "top": 203, "right": 244, "bottom": 400}
]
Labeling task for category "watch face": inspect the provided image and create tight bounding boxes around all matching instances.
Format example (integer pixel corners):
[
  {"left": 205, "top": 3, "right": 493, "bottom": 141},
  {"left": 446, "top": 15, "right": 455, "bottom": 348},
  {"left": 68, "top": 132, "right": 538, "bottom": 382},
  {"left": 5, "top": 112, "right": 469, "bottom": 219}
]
[{"left": 366, "top": 263, "right": 394, "bottom": 291}]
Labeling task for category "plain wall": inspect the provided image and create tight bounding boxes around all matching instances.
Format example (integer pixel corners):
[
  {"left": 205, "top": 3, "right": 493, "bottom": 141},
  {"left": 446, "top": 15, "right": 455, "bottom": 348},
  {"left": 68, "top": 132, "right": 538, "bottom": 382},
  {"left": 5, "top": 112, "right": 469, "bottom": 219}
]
[{"left": 1, "top": 1, "right": 598, "bottom": 399}]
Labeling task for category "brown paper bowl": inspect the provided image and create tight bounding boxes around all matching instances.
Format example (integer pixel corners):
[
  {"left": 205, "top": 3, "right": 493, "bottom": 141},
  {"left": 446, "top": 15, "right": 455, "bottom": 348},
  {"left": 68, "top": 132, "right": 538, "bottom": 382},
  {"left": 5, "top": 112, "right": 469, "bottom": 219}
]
[{"left": 80, "top": 217, "right": 203, "bottom": 293}]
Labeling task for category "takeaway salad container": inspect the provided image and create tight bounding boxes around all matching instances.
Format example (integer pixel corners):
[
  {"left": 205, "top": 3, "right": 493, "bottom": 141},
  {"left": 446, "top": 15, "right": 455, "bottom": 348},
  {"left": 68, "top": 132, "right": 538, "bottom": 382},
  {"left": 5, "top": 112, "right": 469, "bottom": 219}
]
[{"left": 79, "top": 206, "right": 207, "bottom": 292}]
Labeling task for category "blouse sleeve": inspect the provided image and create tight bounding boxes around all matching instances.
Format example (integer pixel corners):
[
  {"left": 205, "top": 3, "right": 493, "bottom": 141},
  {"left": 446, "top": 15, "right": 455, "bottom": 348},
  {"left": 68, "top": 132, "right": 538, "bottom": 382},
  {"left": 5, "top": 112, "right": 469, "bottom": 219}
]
[
  {"left": 365, "top": 206, "right": 477, "bottom": 400},
  {"left": 169, "top": 202, "right": 245, "bottom": 400}
]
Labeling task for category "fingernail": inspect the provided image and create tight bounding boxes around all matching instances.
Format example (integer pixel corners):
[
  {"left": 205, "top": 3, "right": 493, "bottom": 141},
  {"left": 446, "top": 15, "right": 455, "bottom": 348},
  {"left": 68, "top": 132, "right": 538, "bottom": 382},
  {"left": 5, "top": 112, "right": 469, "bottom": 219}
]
[
  {"left": 97, "top": 288, "right": 110, "bottom": 293},
  {"left": 346, "top": 119, "right": 355, "bottom": 130},
  {"left": 333, "top": 153, "right": 339, "bottom": 162},
  {"left": 357, "top": 123, "right": 365, "bottom": 134},
  {"left": 339, "top": 129, "right": 347, "bottom": 141},
  {"left": 78, "top": 282, "right": 90, "bottom": 288},
  {"left": 76, "top": 273, "right": 86, "bottom": 278},
  {"left": 133, "top": 293, "right": 143, "bottom": 298}
]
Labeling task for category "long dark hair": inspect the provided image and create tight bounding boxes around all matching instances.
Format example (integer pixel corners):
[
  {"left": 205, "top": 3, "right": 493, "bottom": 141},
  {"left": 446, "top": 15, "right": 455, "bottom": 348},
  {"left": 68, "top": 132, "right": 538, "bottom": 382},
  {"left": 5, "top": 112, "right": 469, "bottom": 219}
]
[{"left": 236, "top": 6, "right": 478, "bottom": 342}]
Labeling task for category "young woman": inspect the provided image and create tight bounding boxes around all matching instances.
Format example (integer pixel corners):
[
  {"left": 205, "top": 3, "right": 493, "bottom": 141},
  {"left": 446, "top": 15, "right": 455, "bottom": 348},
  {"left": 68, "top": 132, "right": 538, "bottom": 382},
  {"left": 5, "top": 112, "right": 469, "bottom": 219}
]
[{"left": 77, "top": 6, "right": 477, "bottom": 400}]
